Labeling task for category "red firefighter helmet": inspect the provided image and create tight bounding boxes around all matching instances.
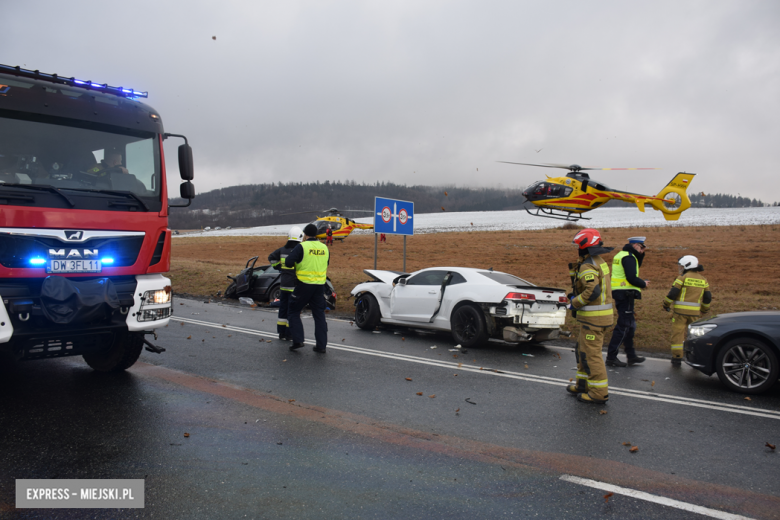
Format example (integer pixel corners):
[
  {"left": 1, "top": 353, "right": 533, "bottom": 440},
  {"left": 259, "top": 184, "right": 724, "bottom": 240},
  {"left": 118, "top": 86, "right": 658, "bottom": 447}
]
[{"left": 572, "top": 228, "right": 603, "bottom": 250}]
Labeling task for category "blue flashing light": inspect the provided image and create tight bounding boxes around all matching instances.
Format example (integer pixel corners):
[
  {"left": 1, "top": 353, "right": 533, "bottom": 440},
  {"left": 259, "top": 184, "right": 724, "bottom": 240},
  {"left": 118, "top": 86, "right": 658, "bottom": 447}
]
[
  {"left": 29, "top": 258, "right": 46, "bottom": 266},
  {"left": 101, "top": 257, "right": 114, "bottom": 264},
  {"left": 91, "top": 83, "right": 103, "bottom": 88},
  {"left": 74, "top": 79, "right": 86, "bottom": 84}
]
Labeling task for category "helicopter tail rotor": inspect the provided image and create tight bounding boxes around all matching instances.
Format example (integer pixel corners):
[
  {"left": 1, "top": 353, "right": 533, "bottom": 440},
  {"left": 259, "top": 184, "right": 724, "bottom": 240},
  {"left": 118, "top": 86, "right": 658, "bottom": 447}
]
[{"left": 647, "top": 172, "right": 696, "bottom": 221}]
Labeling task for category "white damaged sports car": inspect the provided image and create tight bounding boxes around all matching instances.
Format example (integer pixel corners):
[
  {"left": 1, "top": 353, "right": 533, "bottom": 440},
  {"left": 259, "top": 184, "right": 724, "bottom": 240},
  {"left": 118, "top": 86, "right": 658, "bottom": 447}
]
[{"left": 351, "top": 267, "right": 569, "bottom": 348}]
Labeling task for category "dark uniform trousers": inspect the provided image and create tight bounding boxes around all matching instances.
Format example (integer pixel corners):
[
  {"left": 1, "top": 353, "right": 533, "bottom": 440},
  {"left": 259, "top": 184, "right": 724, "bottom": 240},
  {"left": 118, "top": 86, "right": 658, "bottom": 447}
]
[
  {"left": 288, "top": 282, "right": 328, "bottom": 349},
  {"left": 276, "top": 290, "right": 292, "bottom": 337},
  {"left": 606, "top": 292, "right": 637, "bottom": 359}
]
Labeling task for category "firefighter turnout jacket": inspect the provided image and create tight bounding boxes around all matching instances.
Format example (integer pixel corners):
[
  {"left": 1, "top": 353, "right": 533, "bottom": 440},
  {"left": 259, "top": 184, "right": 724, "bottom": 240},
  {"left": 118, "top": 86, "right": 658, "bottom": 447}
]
[
  {"left": 268, "top": 242, "right": 299, "bottom": 292},
  {"left": 284, "top": 238, "right": 329, "bottom": 285},
  {"left": 570, "top": 254, "right": 614, "bottom": 327},
  {"left": 663, "top": 271, "right": 711, "bottom": 316}
]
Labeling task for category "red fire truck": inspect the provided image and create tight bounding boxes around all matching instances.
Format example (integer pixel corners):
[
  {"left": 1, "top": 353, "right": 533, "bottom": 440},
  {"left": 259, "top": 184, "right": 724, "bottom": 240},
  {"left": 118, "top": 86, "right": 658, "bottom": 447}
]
[{"left": 0, "top": 64, "right": 194, "bottom": 372}]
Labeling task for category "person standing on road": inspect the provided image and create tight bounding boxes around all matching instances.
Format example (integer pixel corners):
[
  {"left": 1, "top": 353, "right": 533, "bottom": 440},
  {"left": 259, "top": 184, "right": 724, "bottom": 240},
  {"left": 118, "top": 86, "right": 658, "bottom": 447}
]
[
  {"left": 326, "top": 225, "right": 333, "bottom": 246},
  {"left": 663, "top": 255, "right": 712, "bottom": 366},
  {"left": 268, "top": 226, "right": 304, "bottom": 341},
  {"left": 566, "top": 228, "right": 615, "bottom": 404},
  {"left": 605, "top": 237, "right": 649, "bottom": 367},
  {"left": 285, "top": 223, "right": 330, "bottom": 353}
]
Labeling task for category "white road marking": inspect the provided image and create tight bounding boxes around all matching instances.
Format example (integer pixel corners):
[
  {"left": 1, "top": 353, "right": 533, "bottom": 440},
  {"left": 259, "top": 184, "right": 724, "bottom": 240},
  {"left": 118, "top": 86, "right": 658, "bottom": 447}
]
[
  {"left": 173, "top": 316, "right": 780, "bottom": 420},
  {"left": 559, "top": 475, "right": 755, "bottom": 520}
]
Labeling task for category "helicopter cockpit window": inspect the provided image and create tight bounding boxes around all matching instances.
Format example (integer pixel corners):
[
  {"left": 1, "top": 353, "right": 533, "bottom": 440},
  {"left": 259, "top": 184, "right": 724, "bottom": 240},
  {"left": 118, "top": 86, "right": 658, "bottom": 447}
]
[
  {"left": 312, "top": 220, "right": 342, "bottom": 233},
  {"left": 524, "top": 182, "right": 571, "bottom": 199}
]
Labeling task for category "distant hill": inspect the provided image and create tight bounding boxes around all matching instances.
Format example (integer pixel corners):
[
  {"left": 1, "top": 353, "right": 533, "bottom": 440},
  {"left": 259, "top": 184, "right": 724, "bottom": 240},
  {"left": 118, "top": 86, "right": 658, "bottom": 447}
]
[
  {"left": 168, "top": 181, "right": 525, "bottom": 229},
  {"left": 168, "top": 182, "right": 773, "bottom": 230}
]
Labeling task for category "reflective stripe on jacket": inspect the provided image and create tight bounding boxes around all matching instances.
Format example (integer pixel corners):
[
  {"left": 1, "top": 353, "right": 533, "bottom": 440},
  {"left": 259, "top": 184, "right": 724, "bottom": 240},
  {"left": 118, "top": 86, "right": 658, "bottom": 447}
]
[
  {"left": 572, "top": 254, "right": 614, "bottom": 326},
  {"left": 295, "top": 240, "right": 329, "bottom": 285},
  {"left": 663, "top": 272, "right": 710, "bottom": 315}
]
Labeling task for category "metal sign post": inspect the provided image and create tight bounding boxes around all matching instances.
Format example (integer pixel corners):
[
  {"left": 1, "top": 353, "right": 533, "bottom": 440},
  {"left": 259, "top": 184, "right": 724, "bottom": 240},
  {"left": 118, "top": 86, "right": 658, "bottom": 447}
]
[{"left": 373, "top": 196, "right": 414, "bottom": 271}]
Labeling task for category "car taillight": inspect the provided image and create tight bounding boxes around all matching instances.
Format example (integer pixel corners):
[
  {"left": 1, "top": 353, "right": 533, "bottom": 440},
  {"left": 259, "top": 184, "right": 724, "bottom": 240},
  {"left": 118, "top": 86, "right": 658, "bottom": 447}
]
[
  {"left": 505, "top": 292, "right": 535, "bottom": 301},
  {"left": 559, "top": 296, "right": 569, "bottom": 303}
]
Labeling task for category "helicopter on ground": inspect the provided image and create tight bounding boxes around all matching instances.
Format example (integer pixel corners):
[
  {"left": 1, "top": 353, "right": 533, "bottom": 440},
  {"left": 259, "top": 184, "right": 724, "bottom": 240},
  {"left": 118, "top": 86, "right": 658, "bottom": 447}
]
[
  {"left": 498, "top": 162, "right": 696, "bottom": 221},
  {"left": 281, "top": 208, "right": 374, "bottom": 240}
]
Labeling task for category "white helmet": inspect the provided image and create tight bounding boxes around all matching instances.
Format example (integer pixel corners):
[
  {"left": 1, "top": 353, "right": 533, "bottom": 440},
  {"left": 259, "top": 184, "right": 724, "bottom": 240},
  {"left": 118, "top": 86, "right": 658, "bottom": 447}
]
[
  {"left": 678, "top": 255, "right": 699, "bottom": 270},
  {"left": 287, "top": 226, "right": 304, "bottom": 242}
]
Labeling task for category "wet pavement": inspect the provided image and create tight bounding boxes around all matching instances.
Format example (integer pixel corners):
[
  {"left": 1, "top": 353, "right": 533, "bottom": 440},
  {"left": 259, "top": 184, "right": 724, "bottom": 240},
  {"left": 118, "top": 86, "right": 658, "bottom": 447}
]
[{"left": 1, "top": 297, "right": 779, "bottom": 519}]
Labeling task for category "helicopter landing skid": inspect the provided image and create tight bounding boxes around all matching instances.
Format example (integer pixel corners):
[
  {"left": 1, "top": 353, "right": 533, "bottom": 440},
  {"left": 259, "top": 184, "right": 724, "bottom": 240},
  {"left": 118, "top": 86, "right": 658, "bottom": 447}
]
[{"left": 524, "top": 205, "right": 590, "bottom": 221}]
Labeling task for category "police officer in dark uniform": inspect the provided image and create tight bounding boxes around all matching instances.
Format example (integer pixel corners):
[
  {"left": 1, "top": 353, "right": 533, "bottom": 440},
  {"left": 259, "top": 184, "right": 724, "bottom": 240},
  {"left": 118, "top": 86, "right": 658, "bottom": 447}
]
[
  {"left": 268, "top": 226, "right": 304, "bottom": 340},
  {"left": 285, "top": 223, "right": 330, "bottom": 353},
  {"left": 605, "top": 237, "right": 649, "bottom": 367}
]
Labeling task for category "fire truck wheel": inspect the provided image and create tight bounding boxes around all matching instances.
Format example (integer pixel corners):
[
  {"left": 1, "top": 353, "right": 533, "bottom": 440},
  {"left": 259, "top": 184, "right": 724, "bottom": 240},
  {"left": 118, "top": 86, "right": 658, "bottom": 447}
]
[{"left": 83, "top": 331, "right": 144, "bottom": 372}]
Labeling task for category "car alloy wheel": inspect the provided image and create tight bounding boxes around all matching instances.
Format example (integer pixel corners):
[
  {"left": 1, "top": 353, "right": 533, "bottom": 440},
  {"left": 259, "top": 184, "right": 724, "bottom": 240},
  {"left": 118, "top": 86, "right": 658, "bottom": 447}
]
[{"left": 716, "top": 338, "right": 779, "bottom": 394}]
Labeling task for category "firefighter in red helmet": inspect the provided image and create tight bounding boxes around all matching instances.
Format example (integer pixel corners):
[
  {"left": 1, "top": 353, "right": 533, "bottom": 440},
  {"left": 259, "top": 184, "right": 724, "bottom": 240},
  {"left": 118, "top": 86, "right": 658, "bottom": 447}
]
[{"left": 566, "top": 228, "right": 615, "bottom": 404}]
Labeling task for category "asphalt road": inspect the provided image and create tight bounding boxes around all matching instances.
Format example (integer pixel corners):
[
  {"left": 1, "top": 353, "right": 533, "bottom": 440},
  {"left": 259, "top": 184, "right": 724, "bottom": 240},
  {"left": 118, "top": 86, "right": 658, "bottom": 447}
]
[{"left": 1, "top": 297, "right": 778, "bottom": 519}]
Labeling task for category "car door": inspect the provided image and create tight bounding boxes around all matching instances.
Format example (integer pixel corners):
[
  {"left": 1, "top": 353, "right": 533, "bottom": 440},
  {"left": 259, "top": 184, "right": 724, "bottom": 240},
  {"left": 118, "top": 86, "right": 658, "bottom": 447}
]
[{"left": 390, "top": 270, "right": 449, "bottom": 322}]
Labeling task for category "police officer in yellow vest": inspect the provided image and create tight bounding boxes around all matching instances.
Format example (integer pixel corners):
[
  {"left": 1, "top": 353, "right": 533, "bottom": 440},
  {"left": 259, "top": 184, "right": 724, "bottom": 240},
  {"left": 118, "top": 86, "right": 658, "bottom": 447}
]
[
  {"left": 566, "top": 228, "right": 614, "bottom": 404},
  {"left": 268, "top": 226, "right": 304, "bottom": 341},
  {"left": 284, "top": 223, "right": 330, "bottom": 353},
  {"left": 605, "top": 237, "right": 648, "bottom": 367},
  {"left": 663, "top": 255, "right": 712, "bottom": 366}
]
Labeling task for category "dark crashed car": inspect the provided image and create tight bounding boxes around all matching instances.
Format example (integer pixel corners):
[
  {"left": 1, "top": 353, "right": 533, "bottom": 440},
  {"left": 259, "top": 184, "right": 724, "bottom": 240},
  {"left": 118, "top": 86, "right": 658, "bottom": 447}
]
[
  {"left": 684, "top": 311, "right": 780, "bottom": 394},
  {"left": 225, "top": 257, "right": 336, "bottom": 309}
]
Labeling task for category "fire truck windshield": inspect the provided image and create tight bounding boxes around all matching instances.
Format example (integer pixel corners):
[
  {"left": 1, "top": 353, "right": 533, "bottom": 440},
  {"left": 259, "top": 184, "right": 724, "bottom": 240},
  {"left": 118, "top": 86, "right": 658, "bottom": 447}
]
[{"left": 0, "top": 115, "right": 161, "bottom": 212}]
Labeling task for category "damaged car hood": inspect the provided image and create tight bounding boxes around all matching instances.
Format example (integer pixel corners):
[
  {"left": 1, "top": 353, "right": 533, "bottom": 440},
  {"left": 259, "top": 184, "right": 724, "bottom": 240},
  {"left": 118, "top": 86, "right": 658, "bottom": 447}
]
[{"left": 362, "top": 269, "right": 408, "bottom": 285}]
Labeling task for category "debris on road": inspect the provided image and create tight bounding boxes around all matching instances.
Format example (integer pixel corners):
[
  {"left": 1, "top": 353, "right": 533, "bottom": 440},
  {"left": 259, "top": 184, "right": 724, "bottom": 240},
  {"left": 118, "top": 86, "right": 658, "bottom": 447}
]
[
  {"left": 766, "top": 442, "right": 776, "bottom": 450},
  {"left": 522, "top": 353, "right": 534, "bottom": 357},
  {"left": 416, "top": 392, "right": 423, "bottom": 396},
  {"left": 429, "top": 395, "right": 436, "bottom": 398},
  {"left": 187, "top": 336, "right": 191, "bottom": 340},
  {"left": 184, "top": 433, "right": 190, "bottom": 438},
  {"left": 604, "top": 492, "right": 614, "bottom": 503},
  {"left": 405, "top": 378, "right": 412, "bottom": 381},
  {"left": 465, "top": 398, "right": 476, "bottom": 405},
  {"left": 599, "top": 410, "right": 607, "bottom": 415},
  {"left": 629, "top": 446, "right": 639, "bottom": 453}
]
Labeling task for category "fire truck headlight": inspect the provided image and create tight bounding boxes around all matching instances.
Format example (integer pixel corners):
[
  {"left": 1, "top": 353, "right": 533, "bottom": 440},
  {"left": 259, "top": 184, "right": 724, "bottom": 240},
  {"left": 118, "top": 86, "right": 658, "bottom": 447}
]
[{"left": 142, "top": 287, "right": 172, "bottom": 305}]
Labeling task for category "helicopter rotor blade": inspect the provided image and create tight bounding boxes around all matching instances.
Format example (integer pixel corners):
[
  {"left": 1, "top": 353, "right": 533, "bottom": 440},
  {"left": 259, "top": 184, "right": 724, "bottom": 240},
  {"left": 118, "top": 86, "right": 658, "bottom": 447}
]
[
  {"left": 497, "top": 161, "right": 572, "bottom": 169},
  {"left": 578, "top": 167, "right": 661, "bottom": 171}
]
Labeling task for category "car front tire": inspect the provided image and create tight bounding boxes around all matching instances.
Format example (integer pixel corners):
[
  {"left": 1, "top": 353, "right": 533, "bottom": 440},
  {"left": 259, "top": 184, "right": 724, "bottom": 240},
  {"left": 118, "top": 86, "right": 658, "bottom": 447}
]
[
  {"left": 354, "top": 293, "right": 380, "bottom": 330},
  {"left": 715, "top": 337, "right": 779, "bottom": 394},
  {"left": 268, "top": 284, "right": 281, "bottom": 303},
  {"left": 451, "top": 304, "right": 488, "bottom": 348}
]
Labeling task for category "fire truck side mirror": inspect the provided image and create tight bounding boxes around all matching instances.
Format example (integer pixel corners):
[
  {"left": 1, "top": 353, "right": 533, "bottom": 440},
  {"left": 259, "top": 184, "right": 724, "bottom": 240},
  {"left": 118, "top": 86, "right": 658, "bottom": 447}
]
[
  {"left": 179, "top": 181, "right": 195, "bottom": 199},
  {"left": 178, "top": 144, "right": 194, "bottom": 180}
]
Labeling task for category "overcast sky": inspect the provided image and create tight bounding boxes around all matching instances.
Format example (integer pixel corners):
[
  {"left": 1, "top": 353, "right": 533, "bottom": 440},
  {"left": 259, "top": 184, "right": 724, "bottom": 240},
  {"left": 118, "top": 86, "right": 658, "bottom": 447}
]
[{"left": 3, "top": 1, "right": 779, "bottom": 201}]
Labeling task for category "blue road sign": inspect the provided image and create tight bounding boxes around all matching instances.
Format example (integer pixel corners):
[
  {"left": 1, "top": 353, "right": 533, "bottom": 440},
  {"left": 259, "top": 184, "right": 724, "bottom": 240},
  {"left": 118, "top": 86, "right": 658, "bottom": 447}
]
[{"left": 374, "top": 196, "right": 414, "bottom": 236}]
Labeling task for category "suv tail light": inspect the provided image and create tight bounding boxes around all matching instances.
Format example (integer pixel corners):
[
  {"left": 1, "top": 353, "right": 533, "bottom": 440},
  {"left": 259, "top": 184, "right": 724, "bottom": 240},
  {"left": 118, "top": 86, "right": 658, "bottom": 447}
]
[{"left": 505, "top": 292, "right": 535, "bottom": 301}]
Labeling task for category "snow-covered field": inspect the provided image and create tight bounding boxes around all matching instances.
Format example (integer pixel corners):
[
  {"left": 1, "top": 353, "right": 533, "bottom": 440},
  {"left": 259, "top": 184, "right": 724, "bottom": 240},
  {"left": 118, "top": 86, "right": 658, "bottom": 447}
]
[{"left": 176, "top": 206, "right": 780, "bottom": 238}]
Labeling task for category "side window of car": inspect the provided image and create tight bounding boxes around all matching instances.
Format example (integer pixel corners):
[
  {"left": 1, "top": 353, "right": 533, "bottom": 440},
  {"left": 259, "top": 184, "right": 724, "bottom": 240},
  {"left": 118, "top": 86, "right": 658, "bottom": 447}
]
[
  {"left": 448, "top": 272, "right": 467, "bottom": 285},
  {"left": 406, "top": 270, "right": 447, "bottom": 286}
]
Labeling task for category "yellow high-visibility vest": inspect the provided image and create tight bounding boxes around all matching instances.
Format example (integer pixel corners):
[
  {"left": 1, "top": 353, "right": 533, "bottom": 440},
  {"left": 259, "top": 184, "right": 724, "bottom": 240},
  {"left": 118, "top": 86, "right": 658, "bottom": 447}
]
[
  {"left": 611, "top": 251, "right": 643, "bottom": 292},
  {"left": 295, "top": 240, "right": 329, "bottom": 284}
]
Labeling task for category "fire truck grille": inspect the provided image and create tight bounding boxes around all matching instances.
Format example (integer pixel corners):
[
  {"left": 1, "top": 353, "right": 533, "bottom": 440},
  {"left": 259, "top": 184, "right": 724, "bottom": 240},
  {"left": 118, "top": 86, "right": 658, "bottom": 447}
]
[{"left": 0, "top": 234, "right": 144, "bottom": 268}]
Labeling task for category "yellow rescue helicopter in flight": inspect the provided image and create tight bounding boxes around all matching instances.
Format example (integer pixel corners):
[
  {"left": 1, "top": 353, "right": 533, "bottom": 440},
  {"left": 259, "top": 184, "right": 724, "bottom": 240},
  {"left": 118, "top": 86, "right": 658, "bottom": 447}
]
[
  {"left": 282, "top": 208, "right": 374, "bottom": 240},
  {"left": 498, "top": 162, "right": 696, "bottom": 221}
]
